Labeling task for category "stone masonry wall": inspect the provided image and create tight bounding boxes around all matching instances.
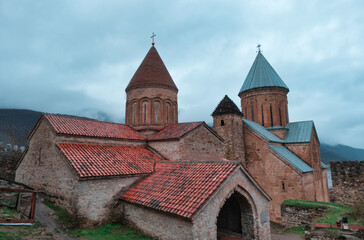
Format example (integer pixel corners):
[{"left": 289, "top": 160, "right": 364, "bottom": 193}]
[
  {"left": 281, "top": 205, "right": 325, "bottom": 228},
  {"left": 76, "top": 176, "right": 142, "bottom": 224},
  {"left": 212, "top": 114, "right": 246, "bottom": 165},
  {"left": 15, "top": 120, "right": 78, "bottom": 211},
  {"left": 180, "top": 125, "right": 224, "bottom": 161},
  {"left": 330, "top": 161, "right": 364, "bottom": 206},
  {"left": 121, "top": 203, "right": 193, "bottom": 240}
]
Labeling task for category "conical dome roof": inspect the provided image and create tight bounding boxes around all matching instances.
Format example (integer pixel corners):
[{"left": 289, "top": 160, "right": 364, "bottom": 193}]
[
  {"left": 126, "top": 46, "right": 178, "bottom": 92},
  {"left": 239, "top": 51, "right": 289, "bottom": 94},
  {"left": 212, "top": 95, "right": 242, "bottom": 116}
]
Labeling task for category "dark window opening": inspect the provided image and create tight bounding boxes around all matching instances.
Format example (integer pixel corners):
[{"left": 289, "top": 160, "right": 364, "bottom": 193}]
[
  {"left": 282, "top": 182, "right": 285, "bottom": 191},
  {"left": 221, "top": 120, "right": 225, "bottom": 126},
  {"left": 144, "top": 104, "right": 147, "bottom": 124},
  {"left": 279, "top": 105, "right": 282, "bottom": 126},
  {"left": 251, "top": 106, "right": 254, "bottom": 121},
  {"left": 261, "top": 105, "right": 264, "bottom": 126},
  {"left": 270, "top": 104, "right": 273, "bottom": 127}
]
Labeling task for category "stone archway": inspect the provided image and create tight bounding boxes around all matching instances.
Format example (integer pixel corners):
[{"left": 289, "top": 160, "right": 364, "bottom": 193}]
[{"left": 216, "top": 191, "right": 255, "bottom": 239}]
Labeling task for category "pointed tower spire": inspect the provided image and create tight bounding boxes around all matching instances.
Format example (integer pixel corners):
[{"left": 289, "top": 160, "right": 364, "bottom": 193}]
[
  {"left": 238, "top": 50, "right": 289, "bottom": 127},
  {"left": 125, "top": 46, "right": 178, "bottom": 133}
]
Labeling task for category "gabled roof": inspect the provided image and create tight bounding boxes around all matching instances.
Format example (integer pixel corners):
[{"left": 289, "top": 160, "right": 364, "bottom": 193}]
[
  {"left": 212, "top": 95, "right": 242, "bottom": 116},
  {"left": 148, "top": 122, "right": 206, "bottom": 141},
  {"left": 269, "top": 145, "right": 313, "bottom": 173},
  {"left": 242, "top": 119, "right": 283, "bottom": 143},
  {"left": 284, "top": 121, "right": 314, "bottom": 143},
  {"left": 120, "top": 161, "right": 239, "bottom": 219},
  {"left": 42, "top": 114, "right": 145, "bottom": 141},
  {"left": 57, "top": 143, "right": 161, "bottom": 178},
  {"left": 125, "top": 46, "right": 178, "bottom": 92},
  {"left": 239, "top": 51, "right": 289, "bottom": 94}
]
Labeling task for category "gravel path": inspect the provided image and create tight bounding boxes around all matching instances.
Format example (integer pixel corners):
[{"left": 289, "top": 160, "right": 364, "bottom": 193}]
[{"left": 34, "top": 199, "right": 77, "bottom": 240}]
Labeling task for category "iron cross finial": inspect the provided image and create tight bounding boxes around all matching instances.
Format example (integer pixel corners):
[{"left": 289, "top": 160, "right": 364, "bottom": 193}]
[
  {"left": 257, "top": 44, "right": 262, "bottom": 52},
  {"left": 151, "top": 32, "right": 156, "bottom": 46}
]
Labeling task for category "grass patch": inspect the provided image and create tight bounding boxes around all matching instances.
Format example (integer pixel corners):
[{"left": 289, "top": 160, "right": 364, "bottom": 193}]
[
  {"left": 70, "top": 224, "right": 154, "bottom": 240},
  {"left": 0, "top": 231, "right": 22, "bottom": 240},
  {"left": 282, "top": 199, "right": 363, "bottom": 225},
  {"left": 0, "top": 206, "right": 19, "bottom": 219},
  {"left": 281, "top": 225, "right": 305, "bottom": 235},
  {"left": 43, "top": 200, "right": 73, "bottom": 225}
]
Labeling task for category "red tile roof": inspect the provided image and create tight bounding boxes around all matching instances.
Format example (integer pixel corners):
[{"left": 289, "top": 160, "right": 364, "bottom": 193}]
[
  {"left": 57, "top": 143, "right": 161, "bottom": 178},
  {"left": 148, "top": 122, "right": 204, "bottom": 141},
  {"left": 126, "top": 46, "right": 178, "bottom": 92},
  {"left": 44, "top": 114, "right": 145, "bottom": 140},
  {"left": 120, "top": 161, "right": 238, "bottom": 219}
]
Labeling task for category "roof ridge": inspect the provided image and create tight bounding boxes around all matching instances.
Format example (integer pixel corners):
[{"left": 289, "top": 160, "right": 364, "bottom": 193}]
[{"left": 43, "top": 113, "right": 124, "bottom": 126}]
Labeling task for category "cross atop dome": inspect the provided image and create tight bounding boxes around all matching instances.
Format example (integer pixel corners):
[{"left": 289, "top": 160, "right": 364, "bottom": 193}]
[{"left": 151, "top": 32, "right": 156, "bottom": 46}]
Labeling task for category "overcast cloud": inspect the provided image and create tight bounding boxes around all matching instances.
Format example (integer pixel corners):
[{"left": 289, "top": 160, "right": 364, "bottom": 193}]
[{"left": 0, "top": 0, "right": 363, "bottom": 148}]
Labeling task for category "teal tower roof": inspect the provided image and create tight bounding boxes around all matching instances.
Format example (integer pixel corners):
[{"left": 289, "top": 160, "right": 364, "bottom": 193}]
[{"left": 239, "top": 51, "right": 289, "bottom": 94}]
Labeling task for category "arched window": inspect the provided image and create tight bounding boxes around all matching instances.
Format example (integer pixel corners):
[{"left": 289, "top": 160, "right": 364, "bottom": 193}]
[
  {"left": 155, "top": 103, "right": 159, "bottom": 123},
  {"left": 279, "top": 105, "right": 282, "bottom": 126},
  {"left": 133, "top": 103, "right": 136, "bottom": 124},
  {"left": 143, "top": 103, "right": 147, "bottom": 124},
  {"left": 221, "top": 120, "right": 225, "bottom": 126}
]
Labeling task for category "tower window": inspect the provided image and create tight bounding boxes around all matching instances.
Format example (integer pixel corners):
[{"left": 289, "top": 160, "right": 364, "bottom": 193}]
[
  {"left": 155, "top": 103, "right": 159, "bottom": 123},
  {"left": 144, "top": 104, "right": 147, "bottom": 124},
  {"left": 251, "top": 106, "right": 254, "bottom": 121},
  {"left": 261, "top": 105, "right": 264, "bottom": 126},
  {"left": 282, "top": 182, "right": 285, "bottom": 191},
  {"left": 221, "top": 120, "right": 225, "bottom": 126},
  {"left": 133, "top": 104, "right": 136, "bottom": 124},
  {"left": 270, "top": 104, "right": 273, "bottom": 127},
  {"left": 166, "top": 105, "right": 169, "bottom": 123},
  {"left": 279, "top": 105, "right": 282, "bottom": 126}
]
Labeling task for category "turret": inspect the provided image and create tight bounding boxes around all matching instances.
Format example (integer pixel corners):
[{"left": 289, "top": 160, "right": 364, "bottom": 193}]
[
  {"left": 238, "top": 51, "right": 289, "bottom": 127},
  {"left": 212, "top": 95, "right": 245, "bottom": 165},
  {"left": 125, "top": 45, "right": 178, "bottom": 134}
]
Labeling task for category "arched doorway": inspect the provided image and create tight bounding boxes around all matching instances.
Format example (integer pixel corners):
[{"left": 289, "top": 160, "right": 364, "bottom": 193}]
[{"left": 217, "top": 191, "right": 255, "bottom": 239}]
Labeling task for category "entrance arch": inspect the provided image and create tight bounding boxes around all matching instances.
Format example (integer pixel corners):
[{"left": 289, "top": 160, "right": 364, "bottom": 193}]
[{"left": 216, "top": 191, "right": 255, "bottom": 239}]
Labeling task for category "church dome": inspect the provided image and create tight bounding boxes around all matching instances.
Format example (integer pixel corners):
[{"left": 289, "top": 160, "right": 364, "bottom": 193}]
[{"left": 126, "top": 46, "right": 178, "bottom": 92}]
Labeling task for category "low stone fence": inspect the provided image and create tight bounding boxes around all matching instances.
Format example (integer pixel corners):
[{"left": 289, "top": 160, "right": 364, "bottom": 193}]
[
  {"left": 330, "top": 161, "right": 364, "bottom": 206},
  {"left": 281, "top": 205, "right": 325, "bottom": 228}
]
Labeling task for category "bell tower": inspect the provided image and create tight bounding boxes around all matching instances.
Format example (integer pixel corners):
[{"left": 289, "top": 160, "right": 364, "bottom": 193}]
[
  {"left": 238, "top": 49, "right": 289, "bottom": 127},
  {"left": 125, "top": 43, "right": 178, "bottom": 134}
]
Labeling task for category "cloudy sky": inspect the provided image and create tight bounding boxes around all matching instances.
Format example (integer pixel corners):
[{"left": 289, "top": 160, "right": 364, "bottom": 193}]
[{"left": 1, "top": 0, "right": 363, "bottom": 148}]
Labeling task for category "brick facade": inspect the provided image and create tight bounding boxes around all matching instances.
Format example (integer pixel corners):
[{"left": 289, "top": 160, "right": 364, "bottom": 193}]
[{"left": 239, "top": 87, "right": 289, "bottom": 127}]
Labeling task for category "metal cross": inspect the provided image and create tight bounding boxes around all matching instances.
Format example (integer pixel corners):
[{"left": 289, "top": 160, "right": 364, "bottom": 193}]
[
  {"left": 257, "top": 44, "right": 262, "bottom": 52},
  {"left": 151, "top": 32, "right": 156, "bottom": 45}
]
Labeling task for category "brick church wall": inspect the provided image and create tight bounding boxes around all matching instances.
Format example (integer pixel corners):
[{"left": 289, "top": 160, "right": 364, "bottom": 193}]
[
  {"left": 148, "top": 125, "right": 224, "bottom": 161},
  {"left": 243, "top": 125, "right": 309, "bottom": 222},
  {"left": 179, "top": 126, "right": 224, "bottom": 161},
  {"left": 330, "top": 161, "right": 364, "bottom": 206}
]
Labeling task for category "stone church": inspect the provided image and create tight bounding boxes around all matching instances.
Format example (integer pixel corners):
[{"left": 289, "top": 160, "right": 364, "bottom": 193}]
[{"left": 15, "top": 42, "right": 329, "bottom": 240}]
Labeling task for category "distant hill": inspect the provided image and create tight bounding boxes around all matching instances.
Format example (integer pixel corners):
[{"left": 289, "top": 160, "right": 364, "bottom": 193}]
[
  {"left": 0, "top": 109, "right": 42, "bottom": 146},
  {"left": 320, "top": 143, "right": 364, "bottom": 163},
  {"left": 1, "top": 109, "right": 363, "bottom": 163}
]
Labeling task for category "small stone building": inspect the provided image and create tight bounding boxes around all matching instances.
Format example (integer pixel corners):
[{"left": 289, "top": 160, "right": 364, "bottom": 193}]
[{"left": 16, "top": 45, "right": 272, "bottom": 239}]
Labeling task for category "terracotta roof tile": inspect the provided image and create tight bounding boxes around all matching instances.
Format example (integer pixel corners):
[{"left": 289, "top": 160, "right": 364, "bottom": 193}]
[
  {"left": 126, "top": 46, "right": 178, "bottom": 92},
  {"left": 120, "top": 161, "right": 238, "bottom": 219},
  {"left": 44, "top": 114, "right": 145, "bottom": 140},
  {"left": 57, "top": 143, "right": 161, "bottom": 178},
  {"left": 148, "top": 122, "right": 204, "bottom": 141}
]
